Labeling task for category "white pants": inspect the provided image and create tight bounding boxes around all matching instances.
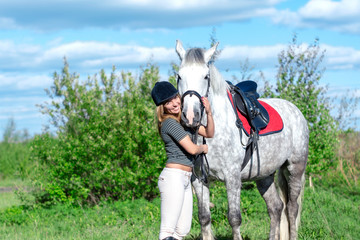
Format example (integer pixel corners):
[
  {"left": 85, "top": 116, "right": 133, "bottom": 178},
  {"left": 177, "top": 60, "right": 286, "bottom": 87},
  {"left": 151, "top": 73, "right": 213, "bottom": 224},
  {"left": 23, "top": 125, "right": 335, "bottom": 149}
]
[{"left": 158, "top": 167, "right": 193, "bottom": 240}]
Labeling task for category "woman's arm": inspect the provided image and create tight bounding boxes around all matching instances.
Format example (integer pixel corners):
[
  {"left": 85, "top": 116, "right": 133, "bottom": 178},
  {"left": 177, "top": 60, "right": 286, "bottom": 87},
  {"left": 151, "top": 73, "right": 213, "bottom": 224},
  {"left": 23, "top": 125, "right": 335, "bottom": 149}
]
[
  {"left": 198, "top": 97, "right": 215, "bottom": 138},
  {"left": 179, "top": 135, "right": 208, "bottom": 155}
]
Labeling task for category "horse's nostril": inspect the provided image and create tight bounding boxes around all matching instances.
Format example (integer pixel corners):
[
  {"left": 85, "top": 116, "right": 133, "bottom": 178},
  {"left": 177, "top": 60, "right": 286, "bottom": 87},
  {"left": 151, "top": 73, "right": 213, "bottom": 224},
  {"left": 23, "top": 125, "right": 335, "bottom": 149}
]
[
  {"left": 195, "top": 112, "right": 200, "bottom": 119},
  {"left": 181, "top": 112, "right": 189, "bottom": 124}
]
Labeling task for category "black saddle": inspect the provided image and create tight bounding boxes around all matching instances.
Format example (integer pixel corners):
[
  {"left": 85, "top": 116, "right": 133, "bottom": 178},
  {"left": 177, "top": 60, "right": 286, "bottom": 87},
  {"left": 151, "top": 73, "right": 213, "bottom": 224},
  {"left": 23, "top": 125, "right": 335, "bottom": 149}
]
[{"left": 228, "top": 80, "right": 269, "bottom": 134}]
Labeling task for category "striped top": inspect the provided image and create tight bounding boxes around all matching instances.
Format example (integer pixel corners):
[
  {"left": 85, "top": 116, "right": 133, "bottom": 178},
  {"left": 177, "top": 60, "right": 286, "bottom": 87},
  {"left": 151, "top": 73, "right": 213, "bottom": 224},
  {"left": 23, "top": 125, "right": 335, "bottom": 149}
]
[{"left": 160, "top": 118, "right": 194, "bottom": 167}]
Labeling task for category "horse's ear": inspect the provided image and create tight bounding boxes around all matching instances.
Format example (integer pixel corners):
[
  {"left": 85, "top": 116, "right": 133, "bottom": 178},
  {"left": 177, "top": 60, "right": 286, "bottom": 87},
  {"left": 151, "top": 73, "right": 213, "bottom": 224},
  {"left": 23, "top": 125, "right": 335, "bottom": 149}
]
[
  {"left": 204, "top": 42, "right": 219, "bottom": 63},
  {"left": 176, "top": 40, "right": 186, "bottom": 61}
]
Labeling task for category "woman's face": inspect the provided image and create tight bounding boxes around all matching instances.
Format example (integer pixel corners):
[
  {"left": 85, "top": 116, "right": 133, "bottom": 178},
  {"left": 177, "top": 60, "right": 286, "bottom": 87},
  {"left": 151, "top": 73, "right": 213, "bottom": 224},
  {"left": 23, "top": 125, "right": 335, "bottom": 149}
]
[{"left": 164, "top": 96, "right": 181, "bottom": 115}]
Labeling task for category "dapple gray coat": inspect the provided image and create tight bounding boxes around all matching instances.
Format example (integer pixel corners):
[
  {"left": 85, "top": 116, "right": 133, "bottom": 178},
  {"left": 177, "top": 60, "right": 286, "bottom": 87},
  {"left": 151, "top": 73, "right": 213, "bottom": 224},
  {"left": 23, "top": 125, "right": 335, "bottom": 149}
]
[{"left": 176, "top": 40, "right": 309, "bottom": 240}]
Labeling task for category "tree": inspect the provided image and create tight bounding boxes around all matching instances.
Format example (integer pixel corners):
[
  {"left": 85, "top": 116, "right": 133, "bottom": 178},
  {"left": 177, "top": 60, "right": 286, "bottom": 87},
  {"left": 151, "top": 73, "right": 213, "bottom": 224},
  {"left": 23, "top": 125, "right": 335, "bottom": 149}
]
[
  {"left": 2, "top": 118, "right": 30, "bottom": 143},
  {"left": 263, "top": 35, "right": 339, "bottom": 175},
  {"left": 2, "top": 118, "right": 17, "bottom": 143}
]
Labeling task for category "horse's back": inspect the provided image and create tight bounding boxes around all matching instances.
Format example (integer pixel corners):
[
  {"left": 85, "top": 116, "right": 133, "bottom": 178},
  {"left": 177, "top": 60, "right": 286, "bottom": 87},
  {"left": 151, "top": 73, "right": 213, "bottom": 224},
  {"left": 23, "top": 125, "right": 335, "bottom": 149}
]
[
  {"left": 260, "top": 97, "right": 309, "bottom": 159},
  {"left": 261, "top": 97, "right": 307, "bottom": 130},
  {"left": 240, "top": 98, "right": 309, "bottom": 179}
]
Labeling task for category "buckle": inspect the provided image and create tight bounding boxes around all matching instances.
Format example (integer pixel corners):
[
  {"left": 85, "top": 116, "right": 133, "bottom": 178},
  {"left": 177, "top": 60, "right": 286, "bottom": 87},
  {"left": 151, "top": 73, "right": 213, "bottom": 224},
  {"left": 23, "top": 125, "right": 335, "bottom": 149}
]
[{"left": 235, "top": 119, "right": 243, "bottom": 128}]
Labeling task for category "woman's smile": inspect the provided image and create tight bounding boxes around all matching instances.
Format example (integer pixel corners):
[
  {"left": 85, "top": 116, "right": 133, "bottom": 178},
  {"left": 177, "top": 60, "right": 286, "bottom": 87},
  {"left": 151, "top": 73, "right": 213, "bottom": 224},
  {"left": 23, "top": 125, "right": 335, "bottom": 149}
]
[{"left": 164, "top": 96, "right": 181, "bottom": 114}]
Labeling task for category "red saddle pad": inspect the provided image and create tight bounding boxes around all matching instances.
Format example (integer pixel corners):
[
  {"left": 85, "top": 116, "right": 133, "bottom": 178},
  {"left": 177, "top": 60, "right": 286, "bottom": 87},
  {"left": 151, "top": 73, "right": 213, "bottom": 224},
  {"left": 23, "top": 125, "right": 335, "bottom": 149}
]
[{"left": 227, "top": 90, "right": 284, "bottom": 136}]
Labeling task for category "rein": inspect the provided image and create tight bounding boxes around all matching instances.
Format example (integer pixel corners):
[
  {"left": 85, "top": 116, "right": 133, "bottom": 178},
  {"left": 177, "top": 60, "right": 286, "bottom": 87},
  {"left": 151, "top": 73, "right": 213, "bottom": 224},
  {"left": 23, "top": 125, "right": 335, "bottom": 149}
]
[
  {"left": 191, "top": 127, "right": 210, "bottom": 186},
  {"left": 178, "top": 72, "right": 211, "bottom": 186}
]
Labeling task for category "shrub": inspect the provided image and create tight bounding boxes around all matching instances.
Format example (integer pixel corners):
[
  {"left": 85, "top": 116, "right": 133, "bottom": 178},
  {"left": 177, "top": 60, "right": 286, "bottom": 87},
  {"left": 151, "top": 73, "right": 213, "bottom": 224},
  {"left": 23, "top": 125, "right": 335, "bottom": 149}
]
[{"left": 31, "top": 60, "right": 166, "bottom": 205}]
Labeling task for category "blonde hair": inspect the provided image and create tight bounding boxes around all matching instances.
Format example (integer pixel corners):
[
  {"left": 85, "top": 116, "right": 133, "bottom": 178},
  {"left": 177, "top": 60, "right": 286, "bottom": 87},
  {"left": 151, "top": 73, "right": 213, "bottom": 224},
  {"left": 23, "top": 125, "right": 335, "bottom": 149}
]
[{"left": 155, "top": 95, "right": 181, "bottom": 132}]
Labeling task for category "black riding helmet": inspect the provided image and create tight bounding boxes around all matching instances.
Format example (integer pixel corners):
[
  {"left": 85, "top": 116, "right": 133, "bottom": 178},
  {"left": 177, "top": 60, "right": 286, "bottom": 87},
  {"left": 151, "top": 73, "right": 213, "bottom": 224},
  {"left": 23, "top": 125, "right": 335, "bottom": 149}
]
[{"left": 151, "top": 81, "right": 178, "bottom": 106}]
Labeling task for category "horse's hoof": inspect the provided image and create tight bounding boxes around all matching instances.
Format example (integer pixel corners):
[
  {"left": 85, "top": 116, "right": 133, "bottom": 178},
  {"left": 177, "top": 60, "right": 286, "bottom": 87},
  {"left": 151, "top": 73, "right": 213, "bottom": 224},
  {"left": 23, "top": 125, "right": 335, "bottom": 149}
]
[{"left": 162, "top": 237, "right": 176, "bottom": 240}]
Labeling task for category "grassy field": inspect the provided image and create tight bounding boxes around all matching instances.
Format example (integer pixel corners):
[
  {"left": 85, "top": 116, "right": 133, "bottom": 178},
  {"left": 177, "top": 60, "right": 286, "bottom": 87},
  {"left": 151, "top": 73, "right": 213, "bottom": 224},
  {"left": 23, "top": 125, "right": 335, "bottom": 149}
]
[
  {"left": 0, "top": 132, "right": 359, "bottom": 239},
  {"left": 0, "top": 180, "right": 359, "bottom": 240}
]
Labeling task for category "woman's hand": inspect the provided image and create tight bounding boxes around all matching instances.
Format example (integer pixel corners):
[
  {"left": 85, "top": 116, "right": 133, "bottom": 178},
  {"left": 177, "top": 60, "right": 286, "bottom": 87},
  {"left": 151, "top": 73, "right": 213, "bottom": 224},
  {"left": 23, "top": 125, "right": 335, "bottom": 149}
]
[
  {"left": 201, "top": 97, "right": 212, "bottom": 115},
  {"left": 179, "top": 136, "right": 209, "bottom": 155},
  {"left": 199, "top": 97, "right": 215, "bottom": 138},
  {"left": 202, "top": 144, "right": 208, "bottom": 154}
]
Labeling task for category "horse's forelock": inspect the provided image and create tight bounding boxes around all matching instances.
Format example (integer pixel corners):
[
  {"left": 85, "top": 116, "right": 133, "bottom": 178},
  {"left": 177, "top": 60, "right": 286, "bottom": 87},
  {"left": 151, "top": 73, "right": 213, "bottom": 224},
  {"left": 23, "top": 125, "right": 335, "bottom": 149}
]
[
  {"left": 181, "top": 48, "right": 228, "bottom": 96},
  {"left": 184, "top": 48, "right": 205, "bottom": 66}
]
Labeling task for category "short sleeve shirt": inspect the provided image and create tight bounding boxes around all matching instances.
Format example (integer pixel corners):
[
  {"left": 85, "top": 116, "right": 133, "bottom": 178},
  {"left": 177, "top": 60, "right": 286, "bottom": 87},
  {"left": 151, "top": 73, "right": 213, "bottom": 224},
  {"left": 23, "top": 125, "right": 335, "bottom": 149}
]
[{"left": 160, "top": 118, "right": 194, "bottom": 167}]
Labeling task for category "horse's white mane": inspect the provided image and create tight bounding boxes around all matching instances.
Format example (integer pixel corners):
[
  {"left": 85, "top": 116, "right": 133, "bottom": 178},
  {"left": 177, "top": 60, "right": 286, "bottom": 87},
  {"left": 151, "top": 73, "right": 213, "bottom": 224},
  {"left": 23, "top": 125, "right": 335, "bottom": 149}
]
[{"left": 209, "top": 63, "right": 229, "bottom": 96}]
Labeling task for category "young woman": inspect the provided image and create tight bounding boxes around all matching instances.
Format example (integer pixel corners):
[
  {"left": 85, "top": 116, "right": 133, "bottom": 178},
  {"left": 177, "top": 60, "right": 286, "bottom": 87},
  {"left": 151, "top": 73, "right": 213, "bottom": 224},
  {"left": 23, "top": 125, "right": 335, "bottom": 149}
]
[{"left": 151, "top": 81, "right": 214, "bottom": 240}]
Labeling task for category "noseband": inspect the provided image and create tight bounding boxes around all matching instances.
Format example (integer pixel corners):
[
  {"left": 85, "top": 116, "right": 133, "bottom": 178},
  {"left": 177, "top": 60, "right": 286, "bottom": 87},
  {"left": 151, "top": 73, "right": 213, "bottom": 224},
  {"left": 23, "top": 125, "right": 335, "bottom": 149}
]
[{"left": 181, "top": 90, "right": 205, "bottom": 116}]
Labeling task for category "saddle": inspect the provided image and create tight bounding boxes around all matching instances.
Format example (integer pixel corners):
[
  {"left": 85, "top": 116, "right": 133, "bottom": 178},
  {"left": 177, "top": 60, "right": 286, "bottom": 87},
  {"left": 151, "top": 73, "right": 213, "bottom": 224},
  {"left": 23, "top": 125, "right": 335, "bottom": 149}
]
[
  {"left": 227, "top": 80, "right": 269, "bottom": 134},
  {"left": 227, "top": 80, "right": 269, "bottom": 172}
]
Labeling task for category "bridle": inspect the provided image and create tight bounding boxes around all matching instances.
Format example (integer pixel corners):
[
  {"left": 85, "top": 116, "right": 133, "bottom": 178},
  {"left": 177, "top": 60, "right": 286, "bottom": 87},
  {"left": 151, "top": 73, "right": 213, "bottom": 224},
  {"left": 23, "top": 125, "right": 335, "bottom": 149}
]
[
  {"left": 177, "top": 71, "right": 211, "bottom": 186},
  {"left": 178, "top": 72, "right": 211, "bottom": 118}
]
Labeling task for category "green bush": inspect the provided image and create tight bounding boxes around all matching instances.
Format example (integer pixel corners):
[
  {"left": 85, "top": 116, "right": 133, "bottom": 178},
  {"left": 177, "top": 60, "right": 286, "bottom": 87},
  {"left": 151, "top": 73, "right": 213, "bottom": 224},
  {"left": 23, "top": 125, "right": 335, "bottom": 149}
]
[
  {"left": 30, "top": 60, "right": 166, "bottom": 205},
  {"left": 0, "top": 205, "right": 28, "bottom": 225}
]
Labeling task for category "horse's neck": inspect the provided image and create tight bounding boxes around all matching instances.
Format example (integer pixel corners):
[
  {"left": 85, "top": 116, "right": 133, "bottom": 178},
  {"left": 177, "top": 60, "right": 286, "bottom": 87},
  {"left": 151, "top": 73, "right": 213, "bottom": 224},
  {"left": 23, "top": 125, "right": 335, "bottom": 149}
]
[
  {"left": 208, "top": 65, "right": 239, "bottom": 130},
  {"left": 210, "top": 91, "right": 234, "bottom": 123}
]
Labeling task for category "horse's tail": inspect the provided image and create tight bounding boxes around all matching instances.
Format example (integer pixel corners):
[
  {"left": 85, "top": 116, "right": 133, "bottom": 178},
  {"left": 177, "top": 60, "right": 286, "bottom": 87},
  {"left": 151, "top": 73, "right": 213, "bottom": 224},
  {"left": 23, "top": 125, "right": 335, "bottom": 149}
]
[{"left": 277, "top": 165, "right": 306, "bottom": 240}]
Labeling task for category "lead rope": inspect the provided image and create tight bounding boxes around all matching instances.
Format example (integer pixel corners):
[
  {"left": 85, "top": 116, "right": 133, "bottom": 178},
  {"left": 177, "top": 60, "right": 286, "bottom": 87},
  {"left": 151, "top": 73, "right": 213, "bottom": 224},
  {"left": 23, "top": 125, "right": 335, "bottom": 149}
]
[
  {"left": 191, "top": 123, "right": 210, "bottom": 218},
  {"left": 191, "top": 128, "right": 209, "bottom": 186}
]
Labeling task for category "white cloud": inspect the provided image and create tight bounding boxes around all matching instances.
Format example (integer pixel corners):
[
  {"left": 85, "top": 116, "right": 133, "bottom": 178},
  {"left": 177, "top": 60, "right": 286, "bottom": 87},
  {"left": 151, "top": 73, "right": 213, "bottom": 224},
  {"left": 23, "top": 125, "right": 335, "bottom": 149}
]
[
  {"left": 0, "top": 73, "right": 52, "bottom": 90},
  {"left": 221, "top": 44, "right": 285, "bottom": 60},
  {"left": 299, "top": 0, "right": 360, "bottom": 19},
  {"left": 322, "top": 44, "right": 360, "bottom": 70},
  {"left": 0, "top": 17, "right": 19, "bottom": 30},
  {"left": 0, "top": 0, "right": 359, "bottom": 35},
  {"left": 272, "top": 0, "right": 360, "bottom": 34},
  {"left": 1, "top": 39, "right": 359, "bottom": 78},
  {"left": 0, "top": 0, "right": 281, "bottom": 31}
]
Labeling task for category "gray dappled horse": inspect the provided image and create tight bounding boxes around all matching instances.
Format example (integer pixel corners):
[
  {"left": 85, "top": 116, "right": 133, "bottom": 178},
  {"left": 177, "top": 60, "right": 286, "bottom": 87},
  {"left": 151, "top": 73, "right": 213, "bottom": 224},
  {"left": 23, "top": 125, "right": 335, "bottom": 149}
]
[{"left": 175, "top": 40, "right": 309, "bottom": 240}]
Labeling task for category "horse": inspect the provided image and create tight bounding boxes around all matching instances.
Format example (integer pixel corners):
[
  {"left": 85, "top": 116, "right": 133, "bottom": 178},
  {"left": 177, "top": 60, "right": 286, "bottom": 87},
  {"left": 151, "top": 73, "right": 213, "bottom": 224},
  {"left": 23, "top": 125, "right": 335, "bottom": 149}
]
[{"left": 175, "top": 40, "right": 309, "bottom": 240}]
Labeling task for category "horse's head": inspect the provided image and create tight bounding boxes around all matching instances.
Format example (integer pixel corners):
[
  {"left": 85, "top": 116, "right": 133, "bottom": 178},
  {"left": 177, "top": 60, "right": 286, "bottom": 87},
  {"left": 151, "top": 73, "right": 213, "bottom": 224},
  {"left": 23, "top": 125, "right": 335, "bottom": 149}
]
[{"left": 176, "top": 40, "right": 219, "bottom": 128}]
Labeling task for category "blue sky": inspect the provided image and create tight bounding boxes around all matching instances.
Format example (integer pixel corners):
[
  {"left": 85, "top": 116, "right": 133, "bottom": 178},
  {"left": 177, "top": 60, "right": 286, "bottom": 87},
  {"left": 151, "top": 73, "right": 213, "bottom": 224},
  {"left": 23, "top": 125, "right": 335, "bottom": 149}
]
[{"left": 1, "top": 0, "right": 359, "bottom": 139}]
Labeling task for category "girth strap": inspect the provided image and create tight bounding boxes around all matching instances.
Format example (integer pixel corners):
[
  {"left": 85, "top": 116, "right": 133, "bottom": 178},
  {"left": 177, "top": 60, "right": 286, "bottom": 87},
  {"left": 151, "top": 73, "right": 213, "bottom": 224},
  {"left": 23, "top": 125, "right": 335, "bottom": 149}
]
[{"left": 227, "top": 88, "right": 261, "bottom": 172}]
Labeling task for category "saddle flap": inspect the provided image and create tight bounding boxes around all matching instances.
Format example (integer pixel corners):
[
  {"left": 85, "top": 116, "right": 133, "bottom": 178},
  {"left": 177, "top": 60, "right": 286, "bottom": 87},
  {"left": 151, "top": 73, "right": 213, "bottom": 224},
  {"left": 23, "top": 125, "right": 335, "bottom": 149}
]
[{"left": 251, "top": 103, "right": 269, "bottom": 130}]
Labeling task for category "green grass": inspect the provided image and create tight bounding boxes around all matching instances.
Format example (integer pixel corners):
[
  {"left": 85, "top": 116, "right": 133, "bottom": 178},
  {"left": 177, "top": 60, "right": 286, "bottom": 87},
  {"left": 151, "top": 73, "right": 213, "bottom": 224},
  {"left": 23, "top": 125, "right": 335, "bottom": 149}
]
[
  {"left": 0, "top": 181, "right": 359, "bottom": 240},
  {"left": 0, "top": 179, "right": 31, "bottom": 210},
  {"left": 0, "top": 192, "right": 22, "bottom": 210}
]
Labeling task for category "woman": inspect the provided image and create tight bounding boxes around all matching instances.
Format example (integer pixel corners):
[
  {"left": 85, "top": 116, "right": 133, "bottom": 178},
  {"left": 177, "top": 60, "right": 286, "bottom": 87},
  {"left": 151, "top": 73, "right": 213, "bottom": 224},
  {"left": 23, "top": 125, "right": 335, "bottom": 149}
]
[{"left": 151, "top": 81, "right": 214, "bottom": 240}]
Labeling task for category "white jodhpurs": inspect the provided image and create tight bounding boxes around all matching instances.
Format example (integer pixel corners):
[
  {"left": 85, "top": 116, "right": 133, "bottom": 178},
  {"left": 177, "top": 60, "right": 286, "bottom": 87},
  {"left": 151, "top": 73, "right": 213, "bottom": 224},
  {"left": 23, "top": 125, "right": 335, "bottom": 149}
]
[{"left": 158, "top": 167, "right": 193, "bottom": 240}]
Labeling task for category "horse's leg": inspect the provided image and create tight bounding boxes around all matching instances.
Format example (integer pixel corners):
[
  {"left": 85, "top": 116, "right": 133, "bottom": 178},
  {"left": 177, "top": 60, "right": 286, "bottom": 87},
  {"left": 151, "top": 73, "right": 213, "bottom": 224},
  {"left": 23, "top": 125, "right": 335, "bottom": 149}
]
[
  {"left": 281, "top": 161, "right": 306, "bottom": 240},
  {"left": 256, "top": 174, "right": 284, "bottom": 240},
  {"left": 225, "top": 176, "right": 243, "bottom": 240},
  {"left": 192, "top": 178, "right": 214, "bottom": 240}
]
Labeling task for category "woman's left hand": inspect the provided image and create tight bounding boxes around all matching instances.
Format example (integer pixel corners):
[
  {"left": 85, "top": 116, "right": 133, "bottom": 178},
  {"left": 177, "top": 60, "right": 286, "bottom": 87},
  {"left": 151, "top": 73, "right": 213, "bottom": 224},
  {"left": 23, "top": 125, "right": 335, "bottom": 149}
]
[{"left": 201, "top": 97, "right": 212, "bottom": 115}]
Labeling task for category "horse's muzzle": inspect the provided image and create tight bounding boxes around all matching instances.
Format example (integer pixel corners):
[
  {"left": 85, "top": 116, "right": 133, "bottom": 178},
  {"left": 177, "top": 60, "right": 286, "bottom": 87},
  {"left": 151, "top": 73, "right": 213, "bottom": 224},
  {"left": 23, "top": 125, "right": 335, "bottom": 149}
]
[
  {"left": 181, "top": 102, "right": 201, "bottom": 128},
  {"left": 180, "top": 90, "right": 204, "bottom": 128}
]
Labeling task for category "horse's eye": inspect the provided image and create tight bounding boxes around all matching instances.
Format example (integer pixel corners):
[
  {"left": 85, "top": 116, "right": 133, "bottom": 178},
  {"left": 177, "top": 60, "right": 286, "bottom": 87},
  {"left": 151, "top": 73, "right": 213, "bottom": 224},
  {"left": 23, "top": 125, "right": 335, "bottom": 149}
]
[{"left": 204, "top": 74, "right": 210, "bottom": 80}]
